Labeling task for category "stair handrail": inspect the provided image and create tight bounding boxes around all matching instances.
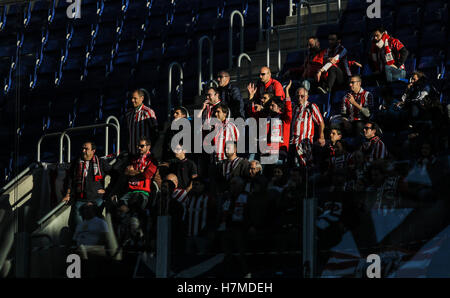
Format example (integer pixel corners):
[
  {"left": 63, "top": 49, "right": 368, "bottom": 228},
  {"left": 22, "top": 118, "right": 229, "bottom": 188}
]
[
  {"left": 229, "top": 10, "right": 245, "bottom": 69},
  {"left": 37, "top": 132, "right": 71, "bottom": 163},
  {"left": 237, "top": 53, "right": 252, "bottom": 86},
  {"left": 294, "top": 0, "right": 312, "bottom": 50},
  {"left": 197, "top": 35, "right": 214, "bottom": 96},
  {"left": 59, "top": 122, "right": 119, "bottom": 164},
  {"left": 266, "top": 26, "right": 281, "bottom": 73},
  {"left": 168, "top": 61, "right": 184, "bottom": 118},
  {"left": 105, "top": 115, "right": 120, "bottom": 156}
]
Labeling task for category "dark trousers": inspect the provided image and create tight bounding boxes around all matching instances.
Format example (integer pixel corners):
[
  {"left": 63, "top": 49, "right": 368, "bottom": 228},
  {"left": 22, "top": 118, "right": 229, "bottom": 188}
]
[{"left": 323, "top": 66, "right": 345, "bottom": 91}]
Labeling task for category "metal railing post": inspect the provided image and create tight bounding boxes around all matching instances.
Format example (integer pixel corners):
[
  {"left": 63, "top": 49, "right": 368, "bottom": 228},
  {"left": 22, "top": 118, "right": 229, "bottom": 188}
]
[
  {"left": 258, "top": 0, "right": 263, "bottom": 41},
  {"left": 270, "top": 0, "right": 273, "bottom": 28},
  {"left": 168, "top": 62, "right": 184, "bottom": 118},
  {"left": 59, "top": 122, "right": 119, "bottom": 164},
  {"left": 229, "top": 10, "right": 245, "bottom": 69},
  {"left": 296, "top": 0, "right": 312, "bottom": 50},
  {"left": 289, "top": 0, "right": 293, "bottom": 16},
  {"left": 37, "top": 133, "right": 71, "bottom": 163},
  {"left": 105, "top": 115, "right": 121, "bottom": 156},
  {"left": 337, "top": 0, "right": 341, "bottom": 20},
  {"left": 237, "top": 53, "right": 252, "bottom": 87},
  {"left": 303, "top": 196, "right": 317, "bottom": 278},
  {"left": 197, "top": 35, "right": 214, "bottom": 96},
  {"left": 266, "top": 26, "right": 281, "bottom": 73},
  {"left": 326, "top": 0, "right": 329, "bottom": 24}
]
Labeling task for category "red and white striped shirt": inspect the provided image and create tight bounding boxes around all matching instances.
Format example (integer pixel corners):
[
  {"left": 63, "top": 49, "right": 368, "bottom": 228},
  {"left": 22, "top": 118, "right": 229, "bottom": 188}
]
[
  {"left": 321, "top": 44, "right": 352, "bottom": 77},
  {"left": 186, "top": 195, "right": 211, "bottom": 237},
  {"left": 290, "top": 101, "right": 324, "bottom": 145},
  {"left": 341, "top": 88, "right": 373, "bottom": 121},
  {"left": 172, "top": 187, "right": 188, "bottom": 220},
  {"left": 213, "top": 120, "right": 239, "bottom": 162},
  {"left": 361, "top": 136, "right": 388, "bottom": 162},
  {"left": 126, "top": 104, "right": 158, "bottom": 155},
  {"left": 202, "top": 100, "right": 221, "bottom": 129}
]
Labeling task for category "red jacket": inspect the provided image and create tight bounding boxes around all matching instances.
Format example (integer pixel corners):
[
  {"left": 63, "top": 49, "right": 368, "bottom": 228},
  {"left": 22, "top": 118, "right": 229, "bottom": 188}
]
[
  {"left": 256, "top": 78, "right": 285, "bottom": 101},
  {"left": 127, "top": 153, "right": 158, "bottom": 193},
  {"left": 266, "top": 98, "right": 292, "bottom": 152}
]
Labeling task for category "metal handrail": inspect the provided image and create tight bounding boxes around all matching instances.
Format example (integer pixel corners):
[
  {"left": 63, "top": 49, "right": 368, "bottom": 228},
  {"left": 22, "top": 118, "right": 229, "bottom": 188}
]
[
  {"left": 36, "top": 201, "right": 66, "bottom": 226},
  {"left": 105, "top": 115, "right": 120, "bottom": 156},
  {"left": 266, "top": 26, "right": 281, "bottom": 73},
  {"left": 0, "top": 163, "right": 38, "bottom": 196},
  {"left": 296, "top": 0, "right": 312, "bottom": 50},
  {"left": 168, "top": 61, "right": 184, "bottom": 118},
  {"left": 59, "top": 123, "right": 119, "bottom": 164},
  {"left": 237, "top": 53, "right": 252, "bottom": 87},
  {"left": 228, "top": 10, "right": 244, "bottom": 69},
  {"left": 37, "top": 132, "right": 71, "bottom": 163},
  {"left": 197, "top": 35, "right": 214, "bottom": 96}
]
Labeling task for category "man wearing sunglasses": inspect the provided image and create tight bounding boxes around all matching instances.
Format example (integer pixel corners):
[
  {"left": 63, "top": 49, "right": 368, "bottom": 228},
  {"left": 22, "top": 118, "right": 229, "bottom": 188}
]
[
  {"left": 118, "top": 137, "right": 158, "bottom": 211},
  {"left": 247, "top": 66, "right": 285, "bottom": 103},
  {"left": 217, "top": 70, "right": 245, "bottom": 119},
  {"left": 361, "top": 122, "right": 388, "bottom": 162},
  {"left": 341, "top": 75, "right": 374, "bottom": 136}
]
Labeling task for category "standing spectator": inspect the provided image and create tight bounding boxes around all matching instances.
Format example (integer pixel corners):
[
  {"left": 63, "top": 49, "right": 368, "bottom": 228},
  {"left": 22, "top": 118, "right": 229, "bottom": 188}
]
[
  {"left": 360, "top": 122, "right": 388, "bottom": 162},
  {"left": 341, "top": 75, "right": 374, "bottom": 136},
  {"left": 288, "top": 86, "right": 326, "bottom": 167},
  {"left": 73, "top": 202, "right": 109, "bottom": 247},
  {"left": 118, "top": 137, "right": 158, "bottom": 212},
  {"left": 63, "top": 141, "right": 111, "bottom": 229},
  {"left": 124, "top": 89, "right": 158, "bottom": 156},
  {"left": 247, "top": 66, "right": 285, "bottom": 102},
  {"left": 185, "top": 177, "right": 217, "bottom": 256},
  {"left": 369, "top": 27, "right": 409, "bottom": 83},
  {"left": 221, "top": 141, "right": 250, "bottom": 183},
  {"left": 316, "top": 32, "right": 352, "bottom": 94},
  {"left": 217, "top": 70, "right": 245, "bottom": 119},
  {"left": 245, "top": 160, "right": 263, "bottom": 192}
]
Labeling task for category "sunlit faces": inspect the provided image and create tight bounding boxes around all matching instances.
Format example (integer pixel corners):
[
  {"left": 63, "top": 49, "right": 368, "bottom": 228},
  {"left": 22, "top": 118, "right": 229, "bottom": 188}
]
[
  {"left": 131, "top": 91, "right": 144, "bottom": 109},
  {"left": 330, "top": 129, "right": 342, "bottom": 144},
  {"left": 81, "top": 142, "right": 95, "bottom": 161},
  {"left": 137, "top": 140, "right": 151, "bottom": 155},
  {"left": 217, "top": 72, "right": 230, "bottom": 87},
  {"left": 215, "top": 106, "right": 227, "bottom": 122},
  {"left": 259, "top": 67, "right": 271, "bottom": 84},
  {"left": 363, "top": 124, "right": 376, "bottom": 139},
  {"left": 297, "top": 88, "right": 308, "bottom": 104}
]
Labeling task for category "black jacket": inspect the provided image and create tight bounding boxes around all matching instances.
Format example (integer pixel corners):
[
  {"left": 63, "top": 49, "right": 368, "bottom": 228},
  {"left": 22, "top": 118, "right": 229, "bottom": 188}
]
[{"left": 218, "top": 83, "right": 245, "bottom": 119}]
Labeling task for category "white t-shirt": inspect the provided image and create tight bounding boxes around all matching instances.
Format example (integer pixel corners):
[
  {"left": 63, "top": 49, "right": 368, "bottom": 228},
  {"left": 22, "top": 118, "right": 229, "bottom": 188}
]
[{"left": 73, "top": 217, "right": 109, "bottom": 246}]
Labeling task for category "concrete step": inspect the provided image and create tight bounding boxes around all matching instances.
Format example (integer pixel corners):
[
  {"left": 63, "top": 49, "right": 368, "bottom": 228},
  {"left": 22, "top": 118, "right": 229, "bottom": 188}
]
[{"left": 284, "top": 1, "right": 345, "bottom": 26}]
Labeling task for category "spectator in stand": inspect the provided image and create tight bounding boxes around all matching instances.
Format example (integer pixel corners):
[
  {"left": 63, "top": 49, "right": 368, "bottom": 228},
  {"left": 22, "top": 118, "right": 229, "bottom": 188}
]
[
  {"left": 211, "top": 103, "right": 240, "bottom": 164},
  {"left": 283, "top": 36, "right": 326, "bottom": 92},
  {"left": 196, "top": 86, "right": 222, "bottom": 130},
  {"left": 263, "top": 80, "right": 293, "bottom": 163},
  {"left": 73, "top": 203, "right": 109, "bottom": 247},
  {"left": 118, "top": 137, "right": 158, "bottom": 212},
  {"left": 184, "top": 177, "right": 217, "bottom": 256},
  {"left": 63, "top": 141, "right": 111, "bottom": 229},
  {"left": 217, "top": 70, "right": 245, "bottom": 119},
  {"left": 360, "top": 121, "right": 388, "bottom": 162},
  {"left": 164, "top": 144, "right": 198, "bottom": 191},
  {"left": 162, "top": 106, "right": 189, "bottom": 161},
  {"left": 369, "top": 27, "right": 409, "bottom": 83},
  {"left": 247, "top": 91, "right": 273, "bottom": 119},
  {"left": 218, "top": 176, "right": 251, "bottom": 278},
  {"left": 222, "top": 141, "right": 250, "bottom": 183},
  {"left": 267, "top": 165, "right": 288, "bottom": 193},
  {"left": 124, "top": 89, "right": 158, "bottom": 156},
  {"left": 341, "top": 75, "right": 374, "bottom": 136},
  {"left": 397, "top": 71, "right": 432, "bottom": 121},
  {"left": 288, "top": 86, "right": 326, "bottom": 167},
  {"left": 316, "top": 32, "right": 352, "bottom": 94},
  {"left": 165, "top": 173, "right": 189, "bottom": 211},
  {"left": 247, "top": 66, "right": 285, "bottom": 102}
]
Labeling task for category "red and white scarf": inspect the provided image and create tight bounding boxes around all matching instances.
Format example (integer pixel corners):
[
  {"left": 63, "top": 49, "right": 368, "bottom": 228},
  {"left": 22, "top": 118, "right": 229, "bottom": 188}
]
[
  {"left": 75, "top": 155, "right": 102, "bottom": 197},
  {"left": 371, "top": 32, "right": 404, "bottom": 71}
]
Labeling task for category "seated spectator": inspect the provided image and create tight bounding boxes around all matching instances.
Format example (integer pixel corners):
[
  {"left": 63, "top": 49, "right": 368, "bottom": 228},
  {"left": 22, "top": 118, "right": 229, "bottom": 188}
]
[
  {"left": 316, "top": 32, "right": 352, "bottom": 94},
  {"left": 267, "top": 165, "right": 288, "bottom": 193},
  {"left": 73, "top": 203, "right": 108, "bottom": 247},
  {"left": 360, "top": 122, "right": 388, "bottom": 162},
  {"left": 378, "top": 86, "right": 405, "bottom": 131},
  {"left": 217, "top": 70, "right": 245, "bottom": 119},
  {"left": 341, "top": 75, "right": 374, "bottom": 136},
  {"left": 165, "top": 144, "right": 198, "bottom": 191},
  {"left": 222, "top": 141, "right": 250, "bottom": 183},
  {"left": 165, "top": 173, "right": 188, "bottom": 212},
  {"left": 369, "top": 27, "right": 408, "bottom": 83},
  {"left": 245, "top": 160, "right": 263, "bottom": 192},
  {"left": 185, "top": 177, "right": 217, "bottom": 256},
  {"left": 162, "top": 106, "right": 189, "bottom": 161},
  {"left": 397, "top": 71, "right": 432, "bottom": 120},
  {"left": 196, "top": 86, "right": 222, "bottom": 130},
  {"left": 283, "top": 36, "right": 326, "bottom": 93}
]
